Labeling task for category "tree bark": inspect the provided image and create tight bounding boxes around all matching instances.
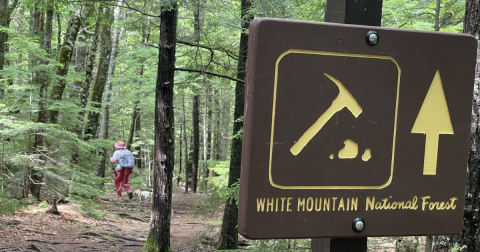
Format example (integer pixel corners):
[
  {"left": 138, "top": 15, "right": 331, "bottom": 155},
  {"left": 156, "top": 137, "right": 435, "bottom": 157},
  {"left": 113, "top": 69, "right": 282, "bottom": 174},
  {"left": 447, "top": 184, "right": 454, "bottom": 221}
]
[
  {"left": 0, "top": 0, "right": 19, "bottom": 94},
  {"left": 217, "top": 0, "right": 253, "bottom": 249},
  {"left": 135, "top": 105, "right": 142, "bottom": 169},
  {"left": 191, "top": 94, "right": 199, "bottom": 193},
  {"left": 205, "top": 86, "right": 212, "bottom": 179},
  {"left": 74, "top": 12, "right": 100, "bottom": 141},
  {"left": 71, "top": 27, "right": 87, "bottom": 100},
  {"left": 183, "top": 96, "right": 189, "bottom": 192},
  {"left": 96, "top": 1, "right": 122, "bottom": 178},
  {"left": 425, "top": 236, "right": 433, "bottom": 252},
  {"left": 178, "top": 123, "right": 182, "bottom": 183},
  {"left": 142, "top": 2, "right": 177, "bottom": 252},
  {"left": 220, "top": 90, "right": 231, "bottom": 161},
  {"left": 84, "top": 5, "right": 113, "bottom": 141},
  {"left": 126, "top": 102, "right": 138, "bottom": 150},
  {"left": 47, "top": 4, "right": 89, "bottom": 124},
  {"left": 99, "top": 0, "right": 122, "bottom": 141},
  {"left": 30, "top": 1, "right": 53, "bottom": 199},
  {"left": 437, "top": 1, "right": 480, "bottom": 251},
  {"left": 212, "top": 89, "right": 221, "bottom": 161}
]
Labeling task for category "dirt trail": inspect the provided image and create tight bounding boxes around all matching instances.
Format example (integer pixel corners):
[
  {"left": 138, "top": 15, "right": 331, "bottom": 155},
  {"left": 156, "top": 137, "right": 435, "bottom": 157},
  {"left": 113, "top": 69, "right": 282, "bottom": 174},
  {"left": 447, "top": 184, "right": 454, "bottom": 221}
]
[{"left": 0, "top": 185, "right": 217, "bottom": 252}]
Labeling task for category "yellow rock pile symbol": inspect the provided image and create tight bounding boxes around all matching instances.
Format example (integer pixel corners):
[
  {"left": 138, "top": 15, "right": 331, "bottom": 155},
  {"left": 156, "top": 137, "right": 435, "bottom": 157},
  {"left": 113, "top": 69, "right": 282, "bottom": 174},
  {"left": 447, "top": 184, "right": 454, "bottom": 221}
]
[{"left": 330, "top": 139, "right": 371, "bottom": 162}]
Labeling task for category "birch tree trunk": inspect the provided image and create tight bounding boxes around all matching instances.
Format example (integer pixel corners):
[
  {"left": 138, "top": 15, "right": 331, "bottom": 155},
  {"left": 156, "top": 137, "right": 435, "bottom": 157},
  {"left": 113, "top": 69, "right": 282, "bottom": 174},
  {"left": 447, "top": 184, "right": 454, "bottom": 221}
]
[
  {"left": 217, "top": 0, "right": 253, "bottom": 248},
  {"left": 142, "top": 3, "right": 177, "bottom": 251},
  {"left": 47, "top": 4, "right": 89, "bottom": 124}
]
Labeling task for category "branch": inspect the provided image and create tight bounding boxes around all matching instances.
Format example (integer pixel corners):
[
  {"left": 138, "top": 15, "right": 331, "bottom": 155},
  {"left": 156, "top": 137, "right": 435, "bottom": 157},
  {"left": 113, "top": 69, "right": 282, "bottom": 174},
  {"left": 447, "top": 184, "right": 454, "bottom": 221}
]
[
  {"left": 177, "top": 40, "right": 238, "bottom": 60},
  {"left": 65, "top": 0, "right": 161, "bottom": 18},
  {"left": 419, "top": 12, "right": 436, "bottom": 18},
  {"left": 146, "top": 41, "right": 239, "bottom": 61},
  {"left": 80, "top": 27, "right": 95, "bottom": 35},
  {"left": 398, "top": 22, "right": 407, "bottom": 29},
  {"left": 120, "top": 0, "right": 160, "bottom": 18},
  {"left": 175, "top": 68, "right": 244, "bottom": 83}
]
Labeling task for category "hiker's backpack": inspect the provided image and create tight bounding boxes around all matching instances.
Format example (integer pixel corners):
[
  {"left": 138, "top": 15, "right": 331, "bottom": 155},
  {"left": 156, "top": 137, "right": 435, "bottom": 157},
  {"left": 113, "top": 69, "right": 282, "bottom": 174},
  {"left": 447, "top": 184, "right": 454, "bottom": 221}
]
[{"left": 118, "top": 149, "right": 135, "bottom": 168}]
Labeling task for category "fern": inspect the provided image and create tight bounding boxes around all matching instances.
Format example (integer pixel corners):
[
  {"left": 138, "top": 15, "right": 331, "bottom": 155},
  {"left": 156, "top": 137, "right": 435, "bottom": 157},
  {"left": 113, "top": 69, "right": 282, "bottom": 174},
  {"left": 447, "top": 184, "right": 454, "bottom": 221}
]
[{"left": 0, "top": 190, "right": 28, "bottom": 216}]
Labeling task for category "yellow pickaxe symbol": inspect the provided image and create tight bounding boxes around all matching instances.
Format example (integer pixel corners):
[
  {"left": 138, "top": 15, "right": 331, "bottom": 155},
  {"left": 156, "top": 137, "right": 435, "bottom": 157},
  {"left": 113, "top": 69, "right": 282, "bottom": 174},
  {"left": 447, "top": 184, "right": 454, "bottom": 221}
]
[{"left": 290, "top": 73, "right": 363, "bottom": 155}]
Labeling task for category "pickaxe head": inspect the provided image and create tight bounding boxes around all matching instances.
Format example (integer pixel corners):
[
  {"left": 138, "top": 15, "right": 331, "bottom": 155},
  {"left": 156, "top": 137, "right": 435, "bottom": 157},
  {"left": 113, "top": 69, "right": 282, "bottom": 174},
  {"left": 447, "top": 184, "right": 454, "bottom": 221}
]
[{"left": 324, "top": 73, "right": 362, "bottom": 117}]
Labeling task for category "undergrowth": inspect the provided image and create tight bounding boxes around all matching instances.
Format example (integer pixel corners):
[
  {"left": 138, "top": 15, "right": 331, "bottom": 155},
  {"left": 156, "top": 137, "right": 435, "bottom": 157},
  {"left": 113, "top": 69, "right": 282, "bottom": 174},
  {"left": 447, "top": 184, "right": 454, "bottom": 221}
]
[{"left": 0, "top": 190, "right": 29, "bottom": 215}]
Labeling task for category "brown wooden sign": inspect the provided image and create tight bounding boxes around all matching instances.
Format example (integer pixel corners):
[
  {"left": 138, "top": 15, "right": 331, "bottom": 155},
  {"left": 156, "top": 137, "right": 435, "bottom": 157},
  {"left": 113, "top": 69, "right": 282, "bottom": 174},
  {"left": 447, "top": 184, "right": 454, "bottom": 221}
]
[{"left": 238, "top": 18, "right": 476, "bottom": 239}]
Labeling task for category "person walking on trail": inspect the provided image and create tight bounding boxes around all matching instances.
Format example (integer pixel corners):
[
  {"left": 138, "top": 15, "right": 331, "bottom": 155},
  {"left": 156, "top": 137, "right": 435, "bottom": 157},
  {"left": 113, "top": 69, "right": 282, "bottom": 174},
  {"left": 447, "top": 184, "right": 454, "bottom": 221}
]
[{"left": 110, "top": 141, "right": 135, "bottom": 200}]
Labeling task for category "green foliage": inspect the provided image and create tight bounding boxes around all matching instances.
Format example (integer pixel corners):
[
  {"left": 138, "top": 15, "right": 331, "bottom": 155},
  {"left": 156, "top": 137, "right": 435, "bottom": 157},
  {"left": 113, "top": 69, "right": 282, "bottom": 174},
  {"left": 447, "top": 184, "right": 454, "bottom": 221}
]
[
  {"left": 248, "top": 239, "right": 311, "bottom": 251},
  {"left": 382, "top": 0, "right": 464, "bottom": 32},
  {"left": 129, "top": 167, "right": 153, "bottom": 190},
  {"left": 195, "top": 161, "right": 240, "bottom": 217},
  {"left": 38, "top": 200, "right": 49, "bottom": 208},
  {"left": 69, "top": 195, "right": 105, "bottom": 220},
  {"left": 0, "top": 190, "right": 29, "bottom": 216},
  {"left": 451, "top": 243, "right": 467, "bottom": 252}
]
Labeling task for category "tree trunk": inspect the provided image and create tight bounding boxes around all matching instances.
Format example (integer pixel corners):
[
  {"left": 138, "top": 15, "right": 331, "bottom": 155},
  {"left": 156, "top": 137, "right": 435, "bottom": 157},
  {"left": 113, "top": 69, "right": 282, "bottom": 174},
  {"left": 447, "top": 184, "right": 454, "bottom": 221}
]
[
  {"left": 220, "top": 90, "right": 231, "bottom": 161},
  {"left": 74, "top": 14, "right": 100, "bottom": 141},
  {"left": 30, "top": 1, "right": 53, "bottom": 199},
  {"left": 191, "top": 95, "right": 199, "bottom": 193},
  {"left": 99, "top": 0, "right": 122, "bottom": 141},
  {"left": 126, "top": 102, "right": 138, "bottom": 150},
  {"left": 205, "top": 86, "right": 212, "bottom": 179},
  {"left": 97, "top": 1, "right": 122, "bottom": 178},
  {"left": 47, "top": 4, "right": 89, "bottom": 124},
  {"left": 142, "top": 3, "right": 177, "bottom": 252},
  {"left": 186, "top": 140, "right": 193, "bottom": 193},
  {"left": 217, "top": 0, "right": 253, "bottom": 249},
  {"left": 437, "top": 1, "right": 480, "bottom": 251},
  {"left": 212, "top": 89, "right": 221, "bottom": 161},
  {"left": 35, "top": 1, "right": 52, "bottom": 135},
  {"left": 183, "top": 96, "right": 189, "bottom": 192},
  {"left": 84, "top": 5, "right": 113, "bottom": 141},
  {"left": 0, "top": 0, "right": 19, "bottom": 94},
  {"left": 425, "top": 236, "right": 433, "bottom": 252},
  {"left": 178, "top": 123, "right": 182, "bottom": 184},
  {"left": 135, "top": 105, "right": 142, "bottom": 169},
  {"left": 71, "top": 19, "right": 88, "bottom": 100},
  {"left": 434, "top": 0, "right": 441, "bottom": 32}
]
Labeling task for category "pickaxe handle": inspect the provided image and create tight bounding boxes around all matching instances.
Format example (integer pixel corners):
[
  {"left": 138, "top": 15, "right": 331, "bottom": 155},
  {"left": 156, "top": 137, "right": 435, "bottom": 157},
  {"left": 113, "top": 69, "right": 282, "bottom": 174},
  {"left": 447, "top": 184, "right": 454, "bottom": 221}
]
[{"left": 290, "top": 100, "right": 346, "bottom": 155}]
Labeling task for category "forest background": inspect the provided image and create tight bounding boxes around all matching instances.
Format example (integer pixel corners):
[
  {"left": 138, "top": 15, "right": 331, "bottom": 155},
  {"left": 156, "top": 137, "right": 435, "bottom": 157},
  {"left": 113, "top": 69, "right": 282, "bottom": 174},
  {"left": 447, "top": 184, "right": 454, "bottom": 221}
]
[{"left": 0, "top": 0, "right": 476, "bottom": 251}]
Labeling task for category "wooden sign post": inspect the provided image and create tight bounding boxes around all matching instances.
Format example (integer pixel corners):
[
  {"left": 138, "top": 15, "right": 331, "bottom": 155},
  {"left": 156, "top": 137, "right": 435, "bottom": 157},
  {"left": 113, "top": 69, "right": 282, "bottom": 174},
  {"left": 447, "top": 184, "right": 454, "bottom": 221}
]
[{"left": 315, "top": 0, "right": 382, "bottom": 250}]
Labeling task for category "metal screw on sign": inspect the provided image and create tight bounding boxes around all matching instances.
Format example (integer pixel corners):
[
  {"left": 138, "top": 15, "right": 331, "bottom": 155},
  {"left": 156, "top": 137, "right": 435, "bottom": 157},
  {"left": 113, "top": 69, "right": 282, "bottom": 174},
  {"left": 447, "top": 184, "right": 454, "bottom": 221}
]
[
  {"left": 352, "top": 217, "right": 366, "bottom": 233},
  {"left": 365, "top": 31, "right": 379, "bottom": 46}
]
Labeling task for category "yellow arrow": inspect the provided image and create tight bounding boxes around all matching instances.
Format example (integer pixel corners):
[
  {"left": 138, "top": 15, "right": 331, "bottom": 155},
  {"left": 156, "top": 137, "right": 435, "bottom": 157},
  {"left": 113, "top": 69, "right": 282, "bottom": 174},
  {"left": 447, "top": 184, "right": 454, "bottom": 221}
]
[{"left": 411, "top": 70, "right": 453, "bottom": 175}]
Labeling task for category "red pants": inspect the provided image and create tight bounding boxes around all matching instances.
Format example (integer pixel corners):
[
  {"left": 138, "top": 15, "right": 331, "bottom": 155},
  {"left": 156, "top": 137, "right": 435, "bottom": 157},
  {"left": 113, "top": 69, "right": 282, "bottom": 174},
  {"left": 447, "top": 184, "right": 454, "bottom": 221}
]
[{"left": 115, "top": 168, "right": 132, "bottom": 196}]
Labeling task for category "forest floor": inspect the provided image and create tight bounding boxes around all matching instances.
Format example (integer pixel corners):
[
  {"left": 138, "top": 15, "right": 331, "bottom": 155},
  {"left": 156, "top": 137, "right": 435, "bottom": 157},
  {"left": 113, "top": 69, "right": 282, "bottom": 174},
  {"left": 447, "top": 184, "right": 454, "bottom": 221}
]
[
  {"left": 0, "top": 184, "right": 221, "bottom": 252},
  {"left": 0, "top": 183, "right": 428, "bottom": 252}
]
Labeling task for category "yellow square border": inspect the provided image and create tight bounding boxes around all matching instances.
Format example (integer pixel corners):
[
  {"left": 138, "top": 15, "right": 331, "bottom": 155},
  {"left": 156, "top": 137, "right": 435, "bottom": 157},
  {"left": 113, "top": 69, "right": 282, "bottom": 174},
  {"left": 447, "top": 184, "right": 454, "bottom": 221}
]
[{"left": 269, "top": 49, "right": 401, "bottom": 189}]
